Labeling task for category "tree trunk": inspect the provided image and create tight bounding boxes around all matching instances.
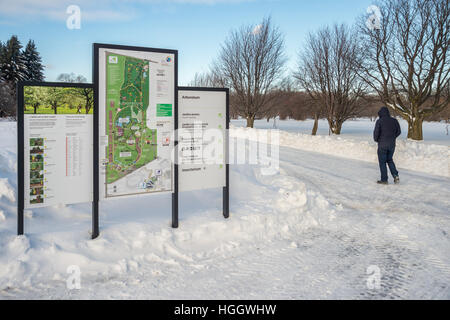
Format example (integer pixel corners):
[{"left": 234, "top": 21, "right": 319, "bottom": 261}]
[
  {"left": 333, "top": 122, "right": 342, "bottom": 135},
  {"left": 246, "top": 116, "right": 255, "bottom": 128},
  {"left": 311, "top": 113, "right": 319, "bottom": 135},
  {"left": 328, "top": 119, "right": 342, "bottom": 135},
  {"left": 407, "top": 117, "right": 423, "bottom": 140}
]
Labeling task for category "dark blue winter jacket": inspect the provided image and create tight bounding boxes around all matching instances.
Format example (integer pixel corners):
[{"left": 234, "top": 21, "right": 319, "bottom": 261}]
[{"left": 373, "top": 107, "right": 401, "bottom": 148}]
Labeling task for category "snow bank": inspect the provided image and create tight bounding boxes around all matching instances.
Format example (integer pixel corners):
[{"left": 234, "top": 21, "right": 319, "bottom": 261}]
[
  {"left": 0, "top": 120, "right": 447, "bottom": 297},
  {"left": 0, "top": 162, "right": 337, "bottom": 292},
  {"left": 231, "top": 126, "right": 449, "bottom": 177},
  {"left": 0, "top": 150, "right": 16, "bottom": 176},
  {"left": 0, "top": 120, "right": 336, "bottom": 292},
  {"left": 0, "top": 149, "right": 17, "bottom": 213},
  {"left": 232, "top": 118, "right": 450, "bottom": 146},
  {"left": 0, "top": 179, "right": 15, "bottom": 203}
]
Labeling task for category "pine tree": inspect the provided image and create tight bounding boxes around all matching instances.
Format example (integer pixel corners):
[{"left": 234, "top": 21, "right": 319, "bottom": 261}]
[
  {"left": 0, "top": 35, "right": 27, "bottom": 86},
  {"left": 22, "top": 40, "right": 44, "bottom": 81},
  {"left": 0, "top": 41, "right": 5, "bottom": 82}
]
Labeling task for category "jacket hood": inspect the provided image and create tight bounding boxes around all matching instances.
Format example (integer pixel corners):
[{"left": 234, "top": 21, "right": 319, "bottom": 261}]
[{"left": 378, "top": 106, "right": 390, "bottom": 118}]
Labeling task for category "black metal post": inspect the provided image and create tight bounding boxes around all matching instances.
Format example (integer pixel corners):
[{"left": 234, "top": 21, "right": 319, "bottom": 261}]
[
  {"left": 92, "top": 44, "right": 100, "bottom": 239},
  {"left": 17, "top": 83, "right": 24, "bottom": 235},
  {"left": 172, "top": 169, "right": 179, "bottom": 228},
  {"left": 223, "top": 186, "right": 229, "bottom": 219},
  {"left": 172, "top": 51, "right": 179, "bottom": 228},
  {"left": 223, "top": 88, "right": 230, "bottom": 219}
]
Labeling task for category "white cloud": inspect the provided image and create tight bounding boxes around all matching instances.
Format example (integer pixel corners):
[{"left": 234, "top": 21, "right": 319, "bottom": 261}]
[
  {"left": 0, "top": 0, "right": 135, "bottom": 22},
  {"left": 131, "top": 0, "right": 253, "bottom": 4},
  {"left": 0, "top": 0, "right": 254, "bottom": 22}
]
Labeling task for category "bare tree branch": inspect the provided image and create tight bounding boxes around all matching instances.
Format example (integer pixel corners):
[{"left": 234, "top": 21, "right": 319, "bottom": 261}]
[
  {"left": 358, "top": 0, "right": 450, "bottom": 140},
  {"left": 295, "top": 24, "right": 366, "bottom": 134},
  {"left": 213, "top": 17, "right": 286, "bottom": 127}
]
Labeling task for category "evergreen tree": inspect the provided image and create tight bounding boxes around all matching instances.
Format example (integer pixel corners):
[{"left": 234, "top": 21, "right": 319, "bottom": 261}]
[
  {"left": 0, "top": 41, "right": 5, "bottom": 82},
  {"left": 0, "top": 35, "right": 27, "bottom": 86},
  {"left": 22, "top": 40, "right": 44, "bottom": 81}
]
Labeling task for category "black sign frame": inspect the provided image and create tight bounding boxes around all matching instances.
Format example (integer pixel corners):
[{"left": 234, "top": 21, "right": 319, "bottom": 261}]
[
  {"left": 176, "top": 86, "right": 230, "bottom": 224},
  {"left": 93, "top": 43, "right": 179, "bottom": 237},
  {"left": 17, "top": 81, "right": 94, "bottom": 236}
]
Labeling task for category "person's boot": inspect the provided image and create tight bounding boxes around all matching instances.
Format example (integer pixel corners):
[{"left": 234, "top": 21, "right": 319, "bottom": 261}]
[
  {"left": 394, "top": 176, "right": 400, "bottom": 184},
  {"left": 377, "top": 180, "right": 388, "bottom": 185}
]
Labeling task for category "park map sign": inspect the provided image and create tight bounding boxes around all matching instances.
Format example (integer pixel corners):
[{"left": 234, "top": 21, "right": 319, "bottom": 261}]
[
  {"left": 96, "top": 44, "right": 176, "bottom": 199},
  {"left": 105, "top": 53, "right": 157, "bottom": 186},
  {"left": 17, "top": 44, "right": 229, "bottom": 238}
]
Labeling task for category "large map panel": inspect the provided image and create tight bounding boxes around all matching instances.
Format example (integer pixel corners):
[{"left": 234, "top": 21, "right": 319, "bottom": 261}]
[
  {"left": 98, "top": 47, "right": 175, "bottom": 199},
  {"left": 106, "top": 53, "right": 157, "bottom": 185}
]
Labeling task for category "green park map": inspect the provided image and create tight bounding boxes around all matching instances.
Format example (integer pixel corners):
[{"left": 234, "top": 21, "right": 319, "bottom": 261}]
[{"left": 105, "top": 52, "right": 157, "bottom": 185}]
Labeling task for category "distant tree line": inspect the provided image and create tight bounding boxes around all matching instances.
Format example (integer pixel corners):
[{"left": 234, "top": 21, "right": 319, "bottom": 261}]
[
  {"left": 190, "top": 0, "right": 449, "bottom": 140},
  {"left": 0, "top": 35, "right": 45, "bottom": 118}
]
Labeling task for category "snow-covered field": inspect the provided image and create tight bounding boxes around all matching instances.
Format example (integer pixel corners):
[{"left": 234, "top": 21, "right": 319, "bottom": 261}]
[
  {"left": 0, "top": 119, "right": 449, "bottom": 299},
  {"left": 232, "top": 119, "right": 449, "bottom": 178},
  {"left": 234, "top": 118, "right": 450, "bottom": 146}
]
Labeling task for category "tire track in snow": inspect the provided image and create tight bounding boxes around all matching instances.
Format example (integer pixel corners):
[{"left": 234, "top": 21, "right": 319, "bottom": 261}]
[{"left": 276, "top": 146, "right": 450, "bottom": 299}]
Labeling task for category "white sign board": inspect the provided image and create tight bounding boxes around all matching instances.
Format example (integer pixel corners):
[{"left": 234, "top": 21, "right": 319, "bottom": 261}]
[
  {"left": 97, "top": 46, "right": 176, "bottom": 199},
  {"left": 22, "top": 85, "right": 93, "bottom": 209},
  {"left": 178, "top": 89, "right": 227, "bottom": 192}
]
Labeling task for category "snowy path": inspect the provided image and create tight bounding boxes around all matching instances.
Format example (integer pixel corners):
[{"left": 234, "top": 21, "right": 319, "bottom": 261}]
[
  {"left": 1, "top": 144, "right": 448, "bottom": 299},
  {"left": 276, "top": 147, "right": 450, "bottom": 299}
]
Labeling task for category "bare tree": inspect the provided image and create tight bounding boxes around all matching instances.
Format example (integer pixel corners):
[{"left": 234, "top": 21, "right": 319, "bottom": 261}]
[
  {"left": 264, "top": 76, "right": 294, "bottom": 121},
  {"left": 308, "top": 97, "right": 323, "bottom": 135},
  {"left": 57, "top": 72, "right": 87, "bottom": 83},
  {"left": 188, "top": 71, "right": 224, "bottom": 87},
  {"left": 358, "top": 0, "right": 450, "bottom": 140},
  {"left": 213, "top": 17, "right": 286, "bottom": 127},
  {"left": 295, "top": 24, "right": 366, "bottom": 134}
]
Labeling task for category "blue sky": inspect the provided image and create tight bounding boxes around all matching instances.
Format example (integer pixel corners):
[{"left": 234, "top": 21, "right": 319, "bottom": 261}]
[{"left": 0, "top": 0, "right": 373, "bottom": 85}]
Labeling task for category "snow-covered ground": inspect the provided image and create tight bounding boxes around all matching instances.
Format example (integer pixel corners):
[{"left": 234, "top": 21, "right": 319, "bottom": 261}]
[
  {"left": 0, "top": 119, "right": 449, "bottom": 299},
  {"left": 231, "top": 119, "right": 449, "bottom": 178},
  {"left": 233, "top": 118, "right": 450, "bottom": 146}
]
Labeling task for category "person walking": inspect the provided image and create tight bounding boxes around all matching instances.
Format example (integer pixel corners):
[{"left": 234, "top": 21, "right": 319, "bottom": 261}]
[{"left": 373, "top": 106, "right": 401, "bottom": 185}]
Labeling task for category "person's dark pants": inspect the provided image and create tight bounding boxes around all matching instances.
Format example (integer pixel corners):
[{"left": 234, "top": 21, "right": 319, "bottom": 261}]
[{"left": 377, "top": 145, "right": 399, "bottom": 182}]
